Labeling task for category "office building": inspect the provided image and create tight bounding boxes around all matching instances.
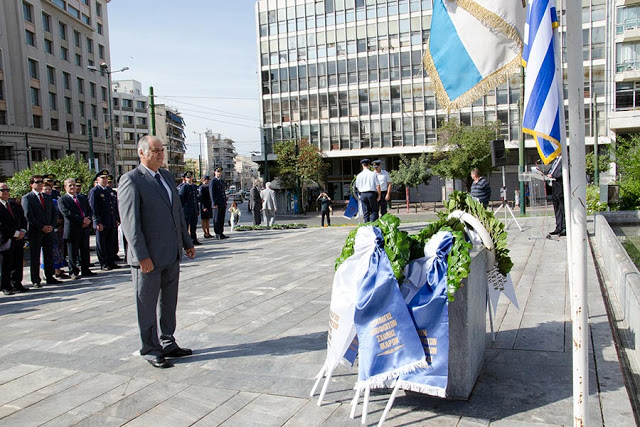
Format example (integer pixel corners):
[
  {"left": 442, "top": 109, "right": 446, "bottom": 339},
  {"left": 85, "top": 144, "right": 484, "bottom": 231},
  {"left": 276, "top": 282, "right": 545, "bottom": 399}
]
[
  {"left": 153, "top": 104, "right": 186, "bottom": 182},
  {"left": 0, "top": 0, "right": 112, "bottom": 176},
  {"left": 111, "top": 79, "right": 149, "bottom": 175},
  {"left": 234, "top": 155, "right": 260, "bottom": 191},
  {"left": 204, "top": 131, "right": 237, "bottom": 184},
  {"left": 255, "top": 0, "right": 621, "bottom": 201}
]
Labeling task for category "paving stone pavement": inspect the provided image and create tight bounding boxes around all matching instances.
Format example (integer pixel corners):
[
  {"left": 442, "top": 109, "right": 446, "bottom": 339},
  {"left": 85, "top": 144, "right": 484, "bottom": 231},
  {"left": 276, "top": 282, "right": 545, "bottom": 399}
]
[{"left": 0, "top": 215, "right": 635, "bottom": 426}]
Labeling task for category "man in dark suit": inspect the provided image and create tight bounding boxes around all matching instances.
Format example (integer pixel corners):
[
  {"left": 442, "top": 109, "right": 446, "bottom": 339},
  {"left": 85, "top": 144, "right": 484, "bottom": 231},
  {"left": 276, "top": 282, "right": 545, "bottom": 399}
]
[
  {"left": 22, "top": 175, "right": 61, "bottom": 287},
  {"left": 209, "top": 167, "right": 228, "bottom": 239},
  {"left": 0, "top": 182, "right": 28, "bottom": 295},
  {"left": 58, "top": 178, "right": 96, "bottom": 279},
  {"left": 249, "top": 179, "right": 262, "bottom": 226},
  {"left": 198, "top": 175, "right": 213, "bottom": 238},
  {"left": 119, "top": 135, "right": 196, "bottom": 369},
  {"left": 547, "top": 155, "right": 565, "bottom": 237},
  {"left": 89, "top": 170, "right": 120, "bottom": 271},
  {"left": 178, "top": 171, "right": 201, "bottom": 246}
]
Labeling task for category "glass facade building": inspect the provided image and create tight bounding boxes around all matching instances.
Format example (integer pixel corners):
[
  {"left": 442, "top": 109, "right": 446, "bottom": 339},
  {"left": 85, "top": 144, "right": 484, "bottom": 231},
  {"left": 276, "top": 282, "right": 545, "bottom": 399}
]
[{"left": 256, "top": 0, "right": 627, "bottom": 201}]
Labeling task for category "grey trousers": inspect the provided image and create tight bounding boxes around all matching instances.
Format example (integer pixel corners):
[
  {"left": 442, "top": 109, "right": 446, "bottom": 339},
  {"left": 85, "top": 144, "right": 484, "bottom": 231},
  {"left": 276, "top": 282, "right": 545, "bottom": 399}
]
[{"left": 132, "top": 258, "right": 181, "bottom": 359}]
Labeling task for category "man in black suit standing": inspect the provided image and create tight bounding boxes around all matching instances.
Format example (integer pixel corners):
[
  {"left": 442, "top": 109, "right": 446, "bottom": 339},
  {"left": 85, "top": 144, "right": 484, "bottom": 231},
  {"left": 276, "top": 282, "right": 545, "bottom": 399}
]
[
  {"left": 89, "top": 170, "right": 120, "bottom": 271},
  {"left": 249, "top": 179, "right": 262, "bottom": 226},
  {"left": 209, "top": 167, "right": 228, "bottom": 239},
  {"left": 58, "top": 178, "right": 96, "bottom": 279},
  {"left": 547, "top": 155, "right": 566, "bottom": 237},
  {"left": 178, "top": 171, "right": 201, "bottom": 246},
  {"left": 0, "top": 182, "right": 28, "bottom": 295},
  {"left": 22, "top": 175, "right": 61, "bottom": 287}
]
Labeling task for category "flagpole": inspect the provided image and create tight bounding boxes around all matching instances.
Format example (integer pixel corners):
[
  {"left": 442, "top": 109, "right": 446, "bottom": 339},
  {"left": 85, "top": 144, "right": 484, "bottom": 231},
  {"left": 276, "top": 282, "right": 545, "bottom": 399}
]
[{"left": 564, "top": 0, "right": 589, "bottom": 424}]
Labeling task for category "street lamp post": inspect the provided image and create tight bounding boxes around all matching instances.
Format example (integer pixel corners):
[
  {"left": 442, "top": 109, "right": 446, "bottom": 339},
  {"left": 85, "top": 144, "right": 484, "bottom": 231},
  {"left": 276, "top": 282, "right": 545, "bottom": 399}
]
[
  {"left": 88, "top": 63, "right": 128, "bottom": 178},
  {"left": 193, "top": 131, "right": 205, "bottom": 178}
]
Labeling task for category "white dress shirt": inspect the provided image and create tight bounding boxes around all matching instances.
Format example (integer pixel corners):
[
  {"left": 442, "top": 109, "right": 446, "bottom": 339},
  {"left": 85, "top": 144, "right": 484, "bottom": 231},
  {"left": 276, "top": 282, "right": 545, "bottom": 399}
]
[
  {"left": 141, "top": 164, "right": 172, "bottom": 203},
  {"left": 355, "top": 168, "right": 379, "bottom": 193}
]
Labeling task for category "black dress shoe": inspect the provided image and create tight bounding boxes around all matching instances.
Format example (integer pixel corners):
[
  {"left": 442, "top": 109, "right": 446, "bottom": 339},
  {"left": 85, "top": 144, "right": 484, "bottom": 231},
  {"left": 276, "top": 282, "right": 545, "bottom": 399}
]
[
  {"left": 193, "top": 240, "right": 202, "bottom": 246},
  {"left": 46, "top": 278, "right": 62, "bottom": 285},
  {"left": 558, "top": 230, "right": 566, "bottom": 237},
  {"left": 147, "top": 356, "right": 172, "bottom": 368},
  {"left": 2, "top": 289, "right": 14, "bottom": 295},
  {"left": 55, "top": 273, "right": 71, "bottom": 279},
  {"left": 108, "top": 264, "right": 121, "bottom": 269},
  {"left": 213, "top": 235, "right": 221, "bottom": 240},
  {"left": 163, "top": 347, "right": 193, "bottom": 358},
  {"left": 549, "top": 230, "right": 560, "bottom": 235},
  {"left": 81, "top": 271, "right": 97, "bottom": 277},
  {"left": 220, "top": 234, "right": 229, "bottom": 239},
  {"left": 13, "top": 284, "right": 29, "bottom": 293},
  {"left": 204, "top": 234, "right": 214, "bottom": 239}
]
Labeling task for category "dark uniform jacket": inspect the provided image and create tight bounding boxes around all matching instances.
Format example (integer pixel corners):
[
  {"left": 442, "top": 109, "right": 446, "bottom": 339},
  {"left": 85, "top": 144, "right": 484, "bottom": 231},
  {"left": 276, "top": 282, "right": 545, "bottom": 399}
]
[
  {"left": 0, "top": 200, "right": 27, "bottom": 245},
  {"left": 198, "top": 183, "right": 212, "bottom": 212},
  {"left": 178, "top": 182, "right": 199, "bottom": 216},
  {"left": 88, "top": 185, "right": 118, "bottom": 229},
  {"left": 209, "top": 177, "right": 227, "bottom": 208},
  {"left": 22, "top": 191, "right": 57, "bottom": 236},
  {"left": 58, "top": 193, "right": 93, "bottom": 240}
]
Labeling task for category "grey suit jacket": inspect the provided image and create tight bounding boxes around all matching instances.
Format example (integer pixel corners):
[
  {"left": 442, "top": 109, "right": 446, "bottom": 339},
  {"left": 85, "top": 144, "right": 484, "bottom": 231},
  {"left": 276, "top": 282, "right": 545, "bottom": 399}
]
[{"left": 118, "top": 165, "right": 193, "bottom": 268}]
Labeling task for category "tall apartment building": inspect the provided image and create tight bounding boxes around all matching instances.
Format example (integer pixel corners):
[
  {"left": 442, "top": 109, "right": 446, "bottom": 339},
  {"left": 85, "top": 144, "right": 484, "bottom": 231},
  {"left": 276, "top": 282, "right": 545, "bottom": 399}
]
[
  {"left": 153, "top": 104, "right": 186, "bottom": 182},
  {"left": 0, "top": 0, "right": 112, "bottom": 177},
  {"left": 204, "top": 131, "right": 237, "bottom": 184},
  {"left": 111, "top": 79, "right": 149, "bottom": 175},
  {"left": 234, "top": 155, "right": 260, "bottom": 191},
  {"left": 255, "top": 0, "right": 621, "bottom": 201}
]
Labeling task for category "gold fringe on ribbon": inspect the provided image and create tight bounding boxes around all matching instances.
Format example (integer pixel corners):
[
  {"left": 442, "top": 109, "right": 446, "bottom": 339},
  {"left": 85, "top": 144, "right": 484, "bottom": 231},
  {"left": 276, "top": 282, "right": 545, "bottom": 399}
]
[{"left": 424, "top": 0, "right": 525, "bottom": 112}]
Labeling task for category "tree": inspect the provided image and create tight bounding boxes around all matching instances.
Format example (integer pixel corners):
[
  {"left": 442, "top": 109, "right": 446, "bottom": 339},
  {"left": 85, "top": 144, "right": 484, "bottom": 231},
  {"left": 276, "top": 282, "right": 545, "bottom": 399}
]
[
  {"left": 585, "top": 150, "right": 610, "bottom": 184},
  {"left": 8, "top": 155, "right": 94, "bottom": 199},
  {"left": 615, "top": 134, "right": 640, "bottom": 210},
  {"left": 430, "top": 120, "right": 499, "bottom": 191},
  {"left": 389, "top": 153, "right": 431, "bottom": 211},
  {"left": 274, "top": 138, "right": 330, "bottom": 190}
]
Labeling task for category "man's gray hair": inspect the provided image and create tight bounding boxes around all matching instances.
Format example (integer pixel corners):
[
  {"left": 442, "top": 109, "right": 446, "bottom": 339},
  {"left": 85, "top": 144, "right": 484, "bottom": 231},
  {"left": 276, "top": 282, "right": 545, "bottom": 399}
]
[
  {"left": 138, "top": 135, "right": 158, "bottom": 156},
  {"left": 265, "top": 182, "right": 271, "bottom": 188}
]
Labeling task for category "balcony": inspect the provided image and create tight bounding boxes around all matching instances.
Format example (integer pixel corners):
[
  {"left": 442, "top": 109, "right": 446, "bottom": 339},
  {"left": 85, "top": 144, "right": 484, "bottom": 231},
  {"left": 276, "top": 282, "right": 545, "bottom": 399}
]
[
  {"left": 617, "top": 0, "right": 640, "bottom": 6},
  {"left": 609, "top": 110, "right": 640, "bottom": 132},
  {"left": 615, "top": 60, "right": 640, "bottom": 82}
]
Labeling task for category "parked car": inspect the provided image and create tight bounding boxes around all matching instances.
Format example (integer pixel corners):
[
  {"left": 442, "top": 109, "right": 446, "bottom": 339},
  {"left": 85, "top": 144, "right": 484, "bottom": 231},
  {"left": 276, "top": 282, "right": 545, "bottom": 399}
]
[{"left": 232, "top": 192, "right": 244, "bottom": 203}]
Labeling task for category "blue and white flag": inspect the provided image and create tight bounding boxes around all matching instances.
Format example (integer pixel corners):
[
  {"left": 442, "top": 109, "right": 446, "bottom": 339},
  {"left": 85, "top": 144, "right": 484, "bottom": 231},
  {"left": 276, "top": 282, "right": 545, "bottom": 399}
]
[
  {"left": 396, "top": 231, "right": 454, "bottom": 397},
  {"left": 424, "top": 0, "right": 526, "bottom": 110},
  {"left": 343, "top": 195, "right": 360, "bottom": 219},
  {"left": 354, "top": 227, "right": 427, "bottom": 388},
  {"left": 522, "top": 0, "right": 564, "bottom": 165}
]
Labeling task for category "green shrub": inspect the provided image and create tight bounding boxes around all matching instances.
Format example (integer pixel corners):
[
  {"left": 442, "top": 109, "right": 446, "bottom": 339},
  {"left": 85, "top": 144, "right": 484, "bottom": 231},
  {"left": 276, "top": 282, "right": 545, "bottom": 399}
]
[{"left": 586, "top": 184, "right": 610, "bottom": 214}]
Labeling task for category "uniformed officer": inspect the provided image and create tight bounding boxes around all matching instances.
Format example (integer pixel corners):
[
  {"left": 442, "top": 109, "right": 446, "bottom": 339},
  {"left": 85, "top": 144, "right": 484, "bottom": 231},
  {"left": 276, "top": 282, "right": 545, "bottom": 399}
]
[
  {"left": 355, "top": 158, "right": 381, "bottom": 223},
  {"left": 107, "top": 176, "right": 122, "bottom": 261},
  {"left": 44, "top": 174, "right": 60, "bottom": 200},
  {"left": 178, "top": 171, "right": 201, "bottom": 245},
  {"left": 209, "top": 167, "right": 228, "bottom": 239},
  {"left": 88, "top": 169, "right": 120, "bottom": 270},
  {"left": 199, "top": 175, "right": 213, "bottom": 238}
]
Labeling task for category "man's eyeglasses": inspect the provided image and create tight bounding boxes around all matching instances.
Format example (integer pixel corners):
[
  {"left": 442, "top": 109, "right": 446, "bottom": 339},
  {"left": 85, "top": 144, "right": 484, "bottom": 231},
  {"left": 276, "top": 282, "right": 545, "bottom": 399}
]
[
  {"left": 0, "top": 189, "right": 10, "bottom": 192},
  {"left": 33, "top": 180, "right": 43, "bottom": 184}
]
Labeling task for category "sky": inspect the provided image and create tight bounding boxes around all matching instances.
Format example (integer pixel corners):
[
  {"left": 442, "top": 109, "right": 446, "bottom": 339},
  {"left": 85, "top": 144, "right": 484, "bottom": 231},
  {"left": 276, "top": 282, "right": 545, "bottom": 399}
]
[{"left": 107, "top": 0, "right": 261, "bottom": 159}]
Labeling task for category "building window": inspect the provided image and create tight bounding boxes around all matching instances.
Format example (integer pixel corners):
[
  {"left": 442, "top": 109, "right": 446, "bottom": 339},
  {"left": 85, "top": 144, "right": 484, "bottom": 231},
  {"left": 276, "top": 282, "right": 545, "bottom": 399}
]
[
  {"left": 0, "top": 111, "right": 6, "bottom": 125},
  {"left": 49, "top": 92, "right": 57, "bottom": 110},
  {"left": 80, "top": 124, "right": 87, "bottom": 135},
  {"left": 50, "top": 117, "right": 59, "bottom": 131},
  {"left": 23, "top": 2, "right": 34, "bottom": 22},
  {"left": 53, "top": 0, "right": 65, "bottom": 10},
  {"left": 0, "top": 146, "right": 12, "bottom": 160},
  {"left": 30, "top": 87, "right": 40, "bottom": 106},
  {"left": 28, "top": 58, "right": 38, "bottom": 79},
  {"left": 61, "top": 46, "right": 68, "bottom": 61},
  {"left": 63, "top": 72, "right": 71, "bottom": 89},
  {"left": 77, "top": 77, "right": 84, "bottom": 94},
  {"left": 86, "top": 37, "right": 93, "bottom": 53},
  {"left": 0, "top": 82, "right": 3, "bottom": 100},
  {"left": 42, "top": 12, "right": 51, "bottom": 32},
  {"left": 59, "top": 22, "right": 67, "bottom": 40},
  {"left": 65, "top": 96, "right": 72, "bottom": 113},
  {"left": 96, "top": 2, "right": 102, "bottom": 17},
  {"left": 79, "top": 100, "right": 85, "bottom": 117},
  {"left": 25, "top": 30, "right": 36, "bottom": 46},
  {"left": 33, "top": 115, "right": 42, "bottom": 128},
  {"left": 97, "top": 22, "right": 103, "bottom": 35},
  {"left": 101, "top": 86, "right": 107, "bottom": 101},
  {"left": 67, "top": 121, "right": 74, "bottom": 133},
  {"left": 75, "top": 53, "right": 82, "bottom": 66},
  {"left": 82, "top": 14, "right": 91, "bottom": 26},
  {"left": 98, "top": 44, "right": 104, "bottom": 59},
  {"left": 31, "top": 148, "right": 43, "bottom": 161},
  {"left": 68, "top": 5, "right": 80, "bottom": 19},
  {"left": 136, "top": 100, "right": 146, "bottom": 109},
  {"left": 51, "top": 148, "right": 62, "bottom": 160},
  {"left": 74, "top": 30, "right": 81, "bottom": 47},
  {"left": 136, "top": 117, "right": 147, "bottom": 126},
  {"left": 44, "top": 38, "right": 53, "bottom": 54},
  {"left": 122, "top": 99, "right": 132, "bottom": 108},
  {"left": 91, "top": 104, "right": 97, "bottom": 119},
  {"left": 47, "top": 66, "right": 56, "bottom": 84},
  {"left": 90, "top": 82, "right": 96, "bottom": 98}
]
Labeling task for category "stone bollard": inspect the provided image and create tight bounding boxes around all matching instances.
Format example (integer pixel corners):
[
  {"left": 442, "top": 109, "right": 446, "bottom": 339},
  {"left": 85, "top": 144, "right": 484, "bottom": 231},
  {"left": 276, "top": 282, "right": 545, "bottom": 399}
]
[{"left": 446, "top": 247, "right": 488, "bottom": 399}]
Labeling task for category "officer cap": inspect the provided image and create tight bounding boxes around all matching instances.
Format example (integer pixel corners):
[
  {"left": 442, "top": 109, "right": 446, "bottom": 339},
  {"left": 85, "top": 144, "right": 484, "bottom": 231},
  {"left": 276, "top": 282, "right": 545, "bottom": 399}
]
[
  {"left": 75, "top": 178, "right": 84, "bottom": 185},
  {"left": 202, "top": 175, "right": 210, "bottom": 180},
  {"left": 182, "top": 171, "right": 193, "bottom": 178},
  {"left": 371, "top": 160, "right": 381, "bottom": 166},
  {"left": 214, "top": 167, "right": 223, "bottom": 172},
  {"left": 94, "top": 169, "right": 110, "bottom": 181},
  {"left": 360, "top": 158, "right": 371, "bottom": 165},
  {"left": 53, "top": 180, "right": 62, "bottom": 187},
  {"left": 44, "top": 173, "right": 56, "bottom": 181}
]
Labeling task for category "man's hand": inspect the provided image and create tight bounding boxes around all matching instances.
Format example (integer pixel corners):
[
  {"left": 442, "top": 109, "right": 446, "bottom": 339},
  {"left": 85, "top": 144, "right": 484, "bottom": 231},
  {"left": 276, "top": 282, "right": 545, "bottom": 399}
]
[
  {"left": 96, "top": 224, "right": 104, "bottom": 231},
  {"left": 139, "top": 258, "right": 154, "bottom": 274},
  {"left": 82, "top": 218, "right": 91, "bottom": 228},
  {"left": 213, "top": 205, "right": 218, "bottom": 210},
  {"left": 42, "top": 225, "right": 53, "bottom": 233},
  {"left": 185, "top": 247, "right": 196, "bottom": 259},
  {"left": 385, "top": 193, "right": 391, "bottom": 201}
]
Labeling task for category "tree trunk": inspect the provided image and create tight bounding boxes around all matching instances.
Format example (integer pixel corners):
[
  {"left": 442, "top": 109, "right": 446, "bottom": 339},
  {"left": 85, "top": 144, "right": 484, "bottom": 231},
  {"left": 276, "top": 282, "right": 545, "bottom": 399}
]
[{"left": 406, "top": 186, "right": 410, "bottom": 213}]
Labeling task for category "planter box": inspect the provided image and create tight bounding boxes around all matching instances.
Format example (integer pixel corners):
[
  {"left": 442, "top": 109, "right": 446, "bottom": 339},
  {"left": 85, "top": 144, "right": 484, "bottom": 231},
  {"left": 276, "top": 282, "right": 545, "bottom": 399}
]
[{"left": 446, "top": 247, "right": 488, "bottom": 399}]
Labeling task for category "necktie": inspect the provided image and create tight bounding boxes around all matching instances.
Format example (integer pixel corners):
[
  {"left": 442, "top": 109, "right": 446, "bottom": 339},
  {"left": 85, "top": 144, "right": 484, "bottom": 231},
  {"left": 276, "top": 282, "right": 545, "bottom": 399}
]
[
  {"left": 39, "top": 193, "right": 45, "bottom": 209},
  {"left": 74, "top": 196, "right": 85, "bottom": 219},
  {"left": 5, "top": 202, "right": 13, "bottom": 218}
]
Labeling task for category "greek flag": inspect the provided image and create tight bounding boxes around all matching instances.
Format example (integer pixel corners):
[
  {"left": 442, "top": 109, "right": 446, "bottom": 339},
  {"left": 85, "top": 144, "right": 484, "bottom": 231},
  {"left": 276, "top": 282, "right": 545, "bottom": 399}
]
[
  {"left": 522, "top": 0, "right": 564, "bottom": 165},
  {"left": 424, "top": 0, "right": 525, "bottom": 110}
]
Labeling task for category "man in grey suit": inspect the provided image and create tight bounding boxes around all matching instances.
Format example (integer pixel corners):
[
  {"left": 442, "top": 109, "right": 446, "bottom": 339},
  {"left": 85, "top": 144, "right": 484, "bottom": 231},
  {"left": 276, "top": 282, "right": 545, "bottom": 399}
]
[{"left": 118, "top": 135, "right": 196, "bottom": 369}]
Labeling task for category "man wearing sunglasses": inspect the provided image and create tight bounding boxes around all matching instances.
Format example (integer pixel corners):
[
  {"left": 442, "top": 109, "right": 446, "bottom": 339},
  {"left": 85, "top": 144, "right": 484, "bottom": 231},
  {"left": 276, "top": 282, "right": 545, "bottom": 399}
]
[
  {"left": 22, "top": 175, "right": 61, "bottom": 287},
  {"left": 0, "top": 183, "right": 28, "bottom": 295}
]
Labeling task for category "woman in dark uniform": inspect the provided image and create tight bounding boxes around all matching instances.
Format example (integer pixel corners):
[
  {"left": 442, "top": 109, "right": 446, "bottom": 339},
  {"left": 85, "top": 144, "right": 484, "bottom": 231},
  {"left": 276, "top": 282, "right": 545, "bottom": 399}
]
[{"left": 199, "top": 175, "right": 213, "bottom": 238}]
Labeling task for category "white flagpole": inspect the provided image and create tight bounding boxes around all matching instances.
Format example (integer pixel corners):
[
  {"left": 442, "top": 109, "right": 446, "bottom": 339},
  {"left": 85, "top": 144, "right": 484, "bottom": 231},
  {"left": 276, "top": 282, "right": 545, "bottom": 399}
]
[{"left": 563, "top": 1, "right": 589, "bottom": 425}]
